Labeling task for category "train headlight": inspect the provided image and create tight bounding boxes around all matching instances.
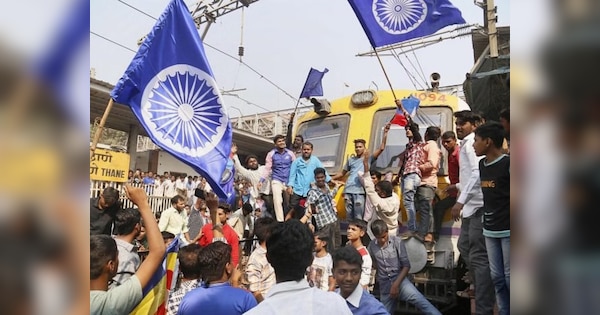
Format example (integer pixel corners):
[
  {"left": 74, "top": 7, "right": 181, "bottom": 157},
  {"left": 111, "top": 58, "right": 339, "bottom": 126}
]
[{"left": 351, "top": 89, "right": 378, "bottom": 107}]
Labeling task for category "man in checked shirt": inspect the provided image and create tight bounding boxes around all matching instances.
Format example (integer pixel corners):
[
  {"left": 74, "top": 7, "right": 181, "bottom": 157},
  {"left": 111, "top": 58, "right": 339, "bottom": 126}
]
[{"left": 305, "top": 167, "right": 341, "bottom": 253}]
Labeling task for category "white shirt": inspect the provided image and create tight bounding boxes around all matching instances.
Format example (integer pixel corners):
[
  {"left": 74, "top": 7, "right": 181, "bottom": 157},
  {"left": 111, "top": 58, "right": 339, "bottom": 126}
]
[
  {"left": 163, "top": 180, "right": 177, "bottom": 198},
  {"left": 243, "top": 279, "right": 352, "bottom": 315},
  {"left": 456, "top": 132, "right": 484, "bottom": 218}
]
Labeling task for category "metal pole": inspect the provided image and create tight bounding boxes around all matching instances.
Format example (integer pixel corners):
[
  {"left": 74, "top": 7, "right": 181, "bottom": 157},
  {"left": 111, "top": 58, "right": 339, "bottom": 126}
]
[{"left": 487, "top": 0, "right": 498, "bottom": 58}]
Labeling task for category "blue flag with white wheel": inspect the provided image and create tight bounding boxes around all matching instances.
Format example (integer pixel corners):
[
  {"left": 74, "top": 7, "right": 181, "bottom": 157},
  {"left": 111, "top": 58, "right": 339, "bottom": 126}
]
[
  {"left": 348, "top": 0, "right": 466, "bottom": 48},
  {"left": 110, "top": 0, "right": 233, "bottom": 200}
]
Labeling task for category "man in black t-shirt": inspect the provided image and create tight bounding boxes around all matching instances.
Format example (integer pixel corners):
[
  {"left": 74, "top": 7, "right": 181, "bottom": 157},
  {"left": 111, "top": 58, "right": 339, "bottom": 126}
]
[{"left": 90, "top": 187, "right": 122, "bottom": 235}]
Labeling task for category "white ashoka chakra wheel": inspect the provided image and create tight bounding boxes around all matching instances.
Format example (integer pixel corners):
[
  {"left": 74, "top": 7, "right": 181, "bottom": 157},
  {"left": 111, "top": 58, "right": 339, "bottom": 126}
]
[
  {"left": 372, "top": 0, "right": 428, "bottom": 35},
  {"left": 141, "top": 64, "right": 228, "bottom": 158}
]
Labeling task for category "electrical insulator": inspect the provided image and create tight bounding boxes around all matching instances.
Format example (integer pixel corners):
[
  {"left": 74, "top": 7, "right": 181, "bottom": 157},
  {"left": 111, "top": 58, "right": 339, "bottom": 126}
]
[{"left": 238, "top": 46, "right": 244, "bottom": 57}]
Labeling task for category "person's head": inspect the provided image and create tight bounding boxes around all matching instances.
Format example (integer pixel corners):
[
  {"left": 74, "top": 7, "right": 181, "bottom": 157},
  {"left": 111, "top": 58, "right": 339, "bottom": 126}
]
[
  {"left": 370, "top": 170, "right": 382, "bottom": 185},
  {"left": 473, "top": 121, "right": 505, "bottom": 156},
  {"left": 441, "top": 131, "right": 458, "bottom": 152},
  {"left": 353, "top": 139, "right": 366, "bottom": 156},
  {"left": 273, "top": 134, "right": 286, "bottom": 149},
  {"left": 405, "top": 122, "right": 422, "bottom": 142},
  {"left": 375, "top": 181, "right": 393, "bottom": 198},
  {"left": 136, "top": 219, "right": 146, "bottom": 241},
  {"left": 114, "top": 208, "right": 142, "bottom": 237},
  {"left": 171, "top": 195, "right": 186, "bottom": 212},
  {"left": 178, "top": 244, "right": 202, "bottom": 280},
  {"left": 454, "top": 110, "right": 481, "bottom": 140},
  {"left": 147, "top": 171, "right": 154, "bottom": 178},
  {"left": 164, "top": 171, "right": 169, "bottom": 177},
  {"left": 90, "top": 235, "right": 118, "bottom": 280},
  {"left": 128, "top": 170, "right": 133, "bottom": 178},
  {"left": 499, "top": 108, "right": 510, "bottom": 135},
  {"left": 198, "top": 242, "right": 233, "bottom": 284},
  {"left": 242, "top": 202, "right": 253, "bottom": 216},
  {"left": 254, "top": 207, "right": 262, "bottom": 217},
  {"left": 332, "top": 246, "right": 363, "bottom": 299},
  {"left": 161, "top": 231, "right": 175, "bottom": 246},
  {"left": 314, "top": 167, "right": 327, "bottom": 188},
  {"left": 301, "top": 142, "right": 313, "bottom": 159},
  {"left": 314, "top": 231, "right": 329, "bottom": 253},
  {"left": 266, "top": 220, "right": 314, "bottom": 282},
  {"left": 245, "top": 154, "right": 259, "bottom": 170},
  {"left": 170, "top": 175, "right": 176, "bottom": 182},
  {"left": 217, "top": 204, "right": 230, "bottom": 224},
  {"left": 254, "top": 217, "right": 276, "bottom": 244},
  {"left": 293, "top": 135, "right": 304, "bottom": 148},
  {"left": 347, "top": 219, "right": 367, "bottom": 242},
  {"left": 99, "top": 187, "right": 119, "bottom": 209},
  {"left": 193, "top": 176, "right": 198, "bottom": 181},
  {"left": 371, "top": 219, "right": 389, "bottom": 247},
  {"left": 424, "top": 126, "right": 441, "bottom": 142}
]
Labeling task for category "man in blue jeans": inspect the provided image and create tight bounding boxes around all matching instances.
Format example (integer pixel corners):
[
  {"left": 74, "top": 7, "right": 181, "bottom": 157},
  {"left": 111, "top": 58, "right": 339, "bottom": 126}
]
[
  {"left": 368, "top": 220, "right": 441, "bottom": 315},
  {"left": 399, "top": 122, "right": 424, "bottom": 238},
  {"left": 415, "top": 126, "right": 441, "bottom": 240}
]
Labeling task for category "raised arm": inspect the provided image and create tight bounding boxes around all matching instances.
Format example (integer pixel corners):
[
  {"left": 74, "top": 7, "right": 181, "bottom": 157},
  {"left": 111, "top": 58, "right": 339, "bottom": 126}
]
[
  {"left": 373, "top": 123, "right": 391, "bottom": 160},
  {"left": 125, "top": 185, "right": 166, "bottom": 288}
]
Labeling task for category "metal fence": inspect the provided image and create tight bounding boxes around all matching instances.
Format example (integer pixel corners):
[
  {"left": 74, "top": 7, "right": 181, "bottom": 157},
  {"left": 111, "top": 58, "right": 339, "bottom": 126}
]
[{"left": 90, "top": 180, "right": 171, "bottom": 217}]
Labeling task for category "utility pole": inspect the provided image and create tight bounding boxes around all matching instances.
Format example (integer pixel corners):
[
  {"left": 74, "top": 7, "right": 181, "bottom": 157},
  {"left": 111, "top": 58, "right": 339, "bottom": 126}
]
[{"left": 485, "top": 0, "right": 499, "bottom": 58}]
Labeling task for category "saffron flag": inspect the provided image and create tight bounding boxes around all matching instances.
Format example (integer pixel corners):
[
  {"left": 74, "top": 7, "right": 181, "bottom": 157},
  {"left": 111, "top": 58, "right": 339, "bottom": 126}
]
[
  {"left": 391, "top": 95, "right": 420, "bottom": 126},
  {"left": 348, "top": 0, "right": 466, "bottom": 47},
  {"left": 300, "top": 68, "right": 329, "bottom": 98},
  {"left": 130, "top": 236, "right": 180, "bottom": 315},
  {"left": 110, "top": 0, "right": 233, "bottom": 200}
]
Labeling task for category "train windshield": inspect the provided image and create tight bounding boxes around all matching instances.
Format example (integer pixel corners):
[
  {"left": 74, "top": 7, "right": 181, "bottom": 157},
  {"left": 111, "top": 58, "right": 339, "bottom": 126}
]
[
  {"left": 296, "top": 114, "right": 350, "bottom": 173},
  {"left": 369, "top": 106, "right": 453, "bottom": 175}
]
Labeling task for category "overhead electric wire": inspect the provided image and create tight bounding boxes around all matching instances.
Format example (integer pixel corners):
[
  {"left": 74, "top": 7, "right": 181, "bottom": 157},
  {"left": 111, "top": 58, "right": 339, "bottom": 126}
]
[{"left": 91, "top": 31, "right": 137, "bottom": 53}]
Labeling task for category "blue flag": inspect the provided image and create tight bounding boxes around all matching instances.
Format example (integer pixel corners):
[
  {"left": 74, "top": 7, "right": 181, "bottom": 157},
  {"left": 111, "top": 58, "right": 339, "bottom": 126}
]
[
  {"left": 110, "top": 0, "right": 233, "bottom": 200},
  {"left": 300, "top": 68, "right": 329, "bottom": 98},
  {"left": 348, "top": 0, "right": 466, "bottom": 48}
]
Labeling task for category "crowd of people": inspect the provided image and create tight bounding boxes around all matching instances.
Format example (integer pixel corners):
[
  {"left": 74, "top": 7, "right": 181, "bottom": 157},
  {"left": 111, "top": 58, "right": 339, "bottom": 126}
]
[{"left": 90, "top": 107, "right": 510, "bottom": 315}]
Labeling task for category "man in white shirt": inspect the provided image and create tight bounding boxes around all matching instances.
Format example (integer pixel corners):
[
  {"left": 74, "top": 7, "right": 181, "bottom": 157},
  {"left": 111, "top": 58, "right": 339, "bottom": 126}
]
[
  {"left": 243, "top": 220, "right": 352, "bottom": 315},
  {"left": 163, "top": 175, "right": 177, "bottom": 198},
  {"left": 448, "top": 111, "right": 495, "bottom": 314}
]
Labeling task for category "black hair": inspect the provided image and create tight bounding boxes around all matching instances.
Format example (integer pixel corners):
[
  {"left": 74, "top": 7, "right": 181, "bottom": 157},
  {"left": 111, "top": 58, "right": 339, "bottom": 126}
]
[
  {"left": 474, "top": 121, "right": 505, "bottom": 148},
  {"left": 314, "top": 167, "right": 326, "bottom": 177},
  {"left": 161, "top": 231, "right": 175, "bottom": 241},
  {"left": 178, "top": 244, "right": 202, "bottom": 279},
  {"left": 266, "top": 220, "right": 314, "bottom": 281},
  {"left": 371, "top": 219, "right": 389, "bottom": 236},
  {"left": 218, "top": 202, "right": 231, "bottom": 213},
  {"left": 101, "top": 187, "right": 119, "bottom": 206},
  {"left": 254, "top": 217, "right": 276, "bottom": 243},
  {"left": 302, "top": 141, "right": 313, "bottom": 149},
  {"left": 425, "top": 126, "right": 441, "bottom": 141},
  {"left": 171, "top": 195, "right": 185, "bottom": 205},
  {"left": 295, "top": 135, "right": 304, "bottom": 142},
  {"left": 442, "top": 131, "right": 456, "bottom": 139},
  {"left": 370, "top": 170, "right": 382, "bottom": 178},
  {"left": 332, "top": 246, "right": 363, "bottom": 269},
  {"left": 242, "top": 202, "right": 253, "bottom": 214},
  {"left": 315, "top": 230, "right": 330, "bottom": 245},
  {"left": 90, "top": 235, "right": 117, "bottom": 279},
  {"left": 454, "top": 110, "right": 482, "bottom": 126},
  {"left": 376, "top": 181, "right": 393, "bottom": 197},
  {"left": 499, "top": 108, "right": 510, "bottom": 122},
  {"left": 273, "top": 134, "right": 285, "bottom": 143},
  {"left": 406, "top": 121, "right": 422, "bottom": 142},
  {"left": 245, "top": 154, "right": 258, "bottom": 166},
  {"left": 348, "top": 219, "right": 367, "bottom": 231},
  {"left": 114, "top": 208, "right": 141, "bottom": 235},
  {"left": 198, "top": 242, "right": 232, "bottom": 284},
  {"left": 353, "top": 139, "right": 366, "bottom": 145}
]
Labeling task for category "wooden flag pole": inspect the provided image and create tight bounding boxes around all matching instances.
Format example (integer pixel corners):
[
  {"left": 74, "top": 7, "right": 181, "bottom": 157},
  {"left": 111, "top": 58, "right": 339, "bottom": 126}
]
[
  {"left": 373, "top": 47, "right": 409, "bottom": 121},
  {"left": 90, "top": 98, "right": 115, "bottom": 158}
]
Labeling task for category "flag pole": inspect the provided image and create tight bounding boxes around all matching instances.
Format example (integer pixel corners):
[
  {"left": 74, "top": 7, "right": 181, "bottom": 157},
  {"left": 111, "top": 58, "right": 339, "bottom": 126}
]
[
  {"left": 90, "top": 98, "right": 115, "bottom": 158},
  {"left": 372, "top": 47, "right": 408, "bottom": 120}
]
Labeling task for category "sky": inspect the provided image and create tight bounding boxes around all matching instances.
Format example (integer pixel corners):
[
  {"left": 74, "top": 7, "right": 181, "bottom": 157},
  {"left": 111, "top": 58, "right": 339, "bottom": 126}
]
[{"left": 90, "top": 0, "right": 510, "bottom": 117}]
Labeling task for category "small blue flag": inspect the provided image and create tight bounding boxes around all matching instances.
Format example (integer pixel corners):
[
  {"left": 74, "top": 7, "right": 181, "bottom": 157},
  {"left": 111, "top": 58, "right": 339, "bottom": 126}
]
[
  {"left": 299, "top": 68, "right": 329, "bottom": 99},
  {"left": 348, "top": 0, "right": 466, "bottom": 48},
  {"left": 110, "top": 0, "right": 233, "bottom": 200}
]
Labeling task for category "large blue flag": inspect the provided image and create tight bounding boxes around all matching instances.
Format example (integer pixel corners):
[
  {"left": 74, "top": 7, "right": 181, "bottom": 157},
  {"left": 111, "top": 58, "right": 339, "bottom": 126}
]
[
  {"left": 299, "top": 68, "right": 329, "bottom": 98},
  {"left": 348, "top": 0, "right": 466, "bottom": 48},
  {"left": 111, "top": 0, "right": 233, "bottom": 200}
]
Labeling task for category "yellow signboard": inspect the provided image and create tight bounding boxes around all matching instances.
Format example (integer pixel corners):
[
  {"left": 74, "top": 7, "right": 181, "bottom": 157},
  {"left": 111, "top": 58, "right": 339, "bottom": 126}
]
[{"left": 90, "top": 149, "right": 130, "bottom": 182}]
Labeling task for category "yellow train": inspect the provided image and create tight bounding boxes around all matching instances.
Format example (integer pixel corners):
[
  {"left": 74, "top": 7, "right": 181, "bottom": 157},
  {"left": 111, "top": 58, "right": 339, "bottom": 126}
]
[{"left": 294, "top": 88, "right": 471, "bottom": 310}]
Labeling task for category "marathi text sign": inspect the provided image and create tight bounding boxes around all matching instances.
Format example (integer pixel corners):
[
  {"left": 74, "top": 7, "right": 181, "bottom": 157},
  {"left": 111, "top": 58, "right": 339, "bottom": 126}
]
[{"left": 90, "top": 149, "right": 130, "bottom": 182}]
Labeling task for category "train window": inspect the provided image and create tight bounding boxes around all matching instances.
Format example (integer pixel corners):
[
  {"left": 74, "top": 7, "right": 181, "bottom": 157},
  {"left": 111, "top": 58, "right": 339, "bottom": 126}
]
[
  {"left": 296, "top": 114, "right": 350, "bottom": 173},
  {"left": 370, "top": 106, "right": 453, "bottom": 175}
]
